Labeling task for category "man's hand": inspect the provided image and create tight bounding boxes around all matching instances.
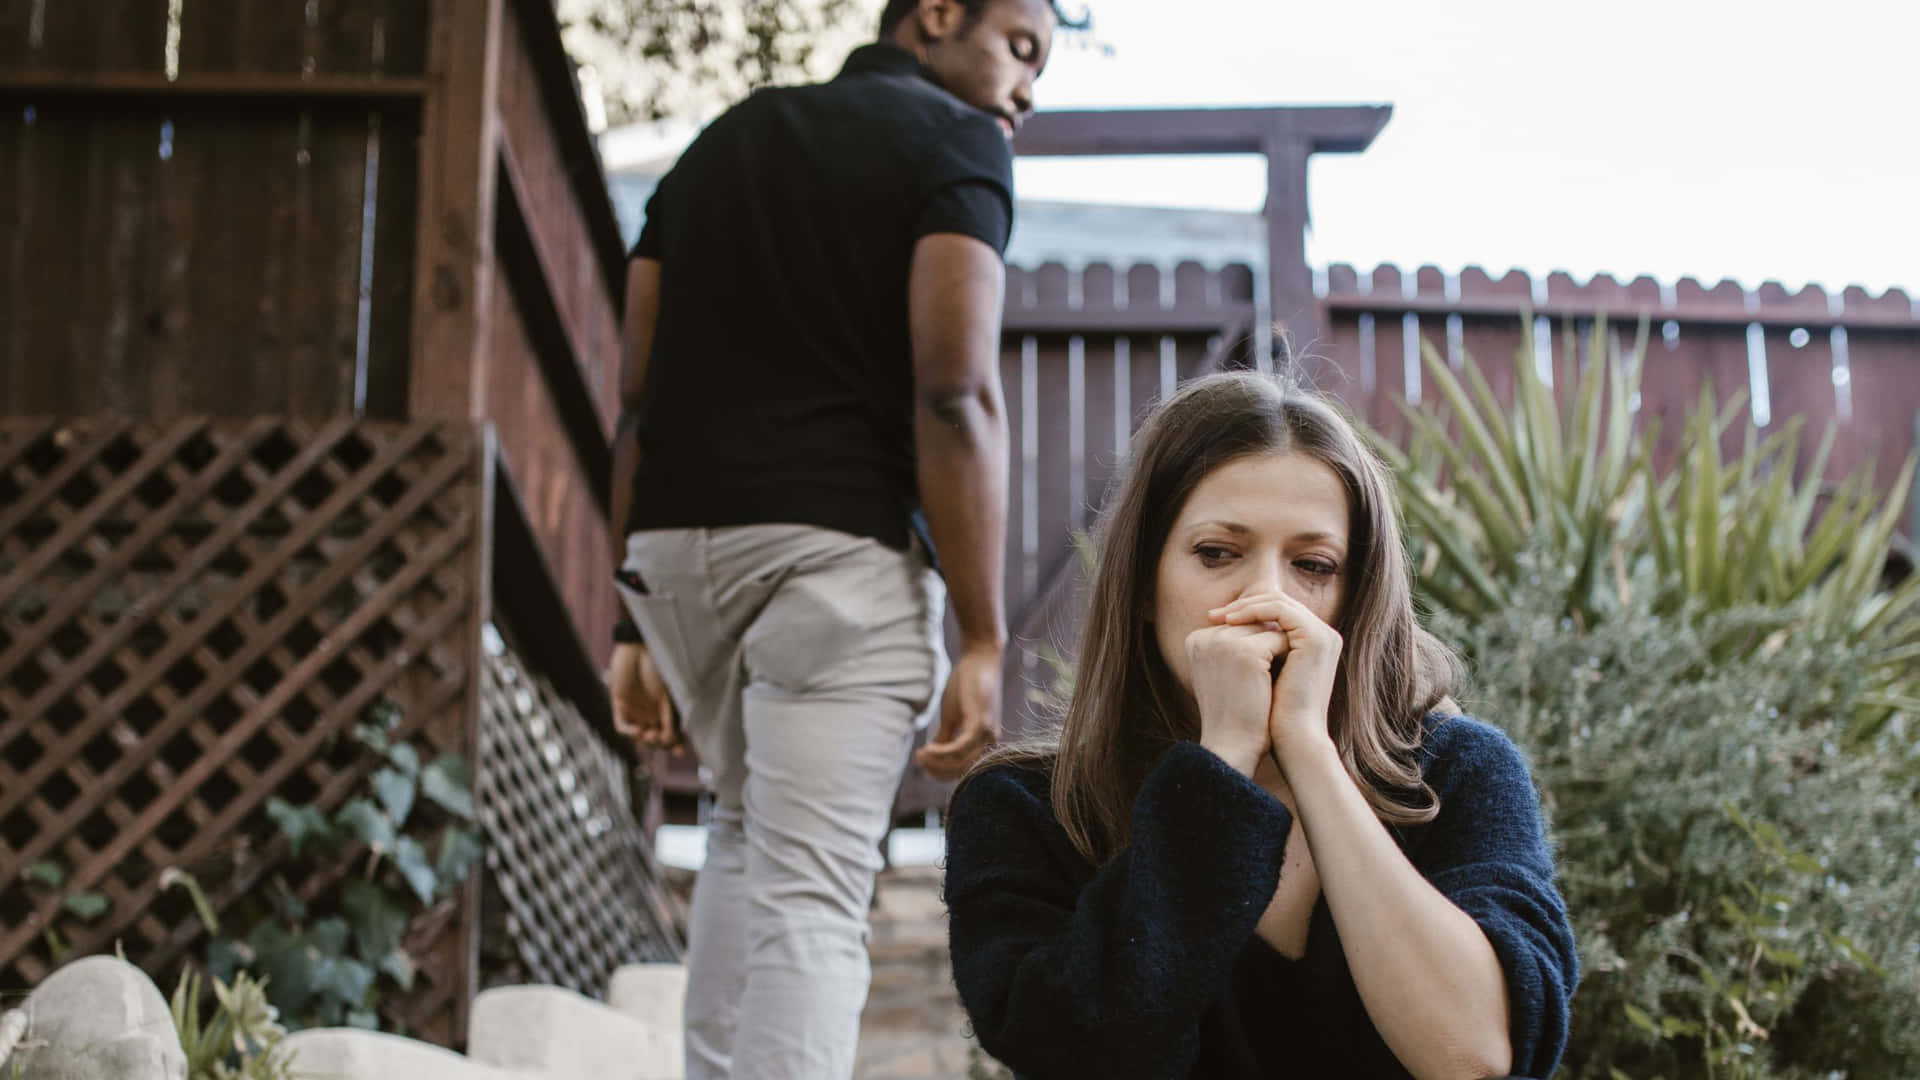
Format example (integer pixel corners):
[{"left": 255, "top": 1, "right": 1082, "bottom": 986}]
[
  {"left": 608, "top": 642, "right": 681, "bottom": 751},
  {"left": 914, "top": 643, "right": 1004, "bottom": 780}
]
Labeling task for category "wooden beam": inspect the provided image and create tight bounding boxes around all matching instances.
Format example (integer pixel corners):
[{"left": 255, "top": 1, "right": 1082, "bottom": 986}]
[
  {"left": 503, "top": 0, "right": 631, "bottom": 311},
  {"left": 1014, "top": 105, "right": 1391, "bottom": 157},
  {"left": 0, "top": 71, "right": 430, "bottom": 102},
  {"left": 493, "top": 143, "right": 614, "bottom": 518},
  {"left": 1000, "top": 302, "right": 1256, "bottom": 334},
  {"left": 408, "top": 0, "right": 506, "bottom": 422}
]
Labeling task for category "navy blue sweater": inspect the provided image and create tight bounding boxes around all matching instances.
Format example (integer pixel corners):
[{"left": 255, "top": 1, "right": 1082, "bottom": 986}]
[{"left": 944, "top": 715, "right": 1578, "bottom": 1079}]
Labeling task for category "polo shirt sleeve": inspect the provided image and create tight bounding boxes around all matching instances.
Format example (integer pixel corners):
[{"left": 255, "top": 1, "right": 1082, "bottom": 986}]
[
  {"left": 629, "top": 183, "right": 666, "bottom": 261},
  {"left": 914, "top": 113, "right": 1015, "bottom": 255}
]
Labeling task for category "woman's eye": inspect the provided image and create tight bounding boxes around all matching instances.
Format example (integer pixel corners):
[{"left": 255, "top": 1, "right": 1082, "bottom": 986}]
[
  {"left": 1195, "top": 545, "right": 1234, "bottom": 566},
  {"left": 1295, "top": 559, "right": 1337, "bottom": 577}
]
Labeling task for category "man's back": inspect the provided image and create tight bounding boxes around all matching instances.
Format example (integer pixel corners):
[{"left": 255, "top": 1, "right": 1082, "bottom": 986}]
[{"left": 627, "top": 45, "right": 1013, "bottom": 550}]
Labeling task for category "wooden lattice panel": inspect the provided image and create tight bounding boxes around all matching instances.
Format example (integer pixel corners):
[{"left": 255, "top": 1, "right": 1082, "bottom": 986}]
[
  {"left": 478, "top": 625, "right": 683, "bottom": 996},
  {"left": 0, "top": 417, "right": 483, "bottom": 1043}
]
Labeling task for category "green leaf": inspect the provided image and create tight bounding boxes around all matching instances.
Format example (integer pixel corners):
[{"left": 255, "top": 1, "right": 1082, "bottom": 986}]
[
  {"left": 310, "top": 954, "right": 376, "bottom": 1008},
  {"left": 346, "top": 1007, "right": 381, "bottom": 1030},
  {"left": 267, "top": 796, "right": 337, "bottom": 859},
  {"left": 386, "top": 741, "right": 421, "bottom": 776},
  {"left": 1661, "top": 1016, "right": 1702, "bottom": 1038},
  {"left": 61, "top": 890, "right": 109, "bottom": 921},
  {"left": 391, "top": 835, "right": 438, "bottom": 906},
  {"left": 353, "top": 723, "right": 391, "bottom": 754},
  {"left": 308, "top": 916, "right": 351, "bottom": 958},
  {"left": 159, "top": 867, "right": 223, "bottom": 935},
  {"left": 381, "top": 949, "right": 418, "bottom": 991},
  {"left": 436, "top": 828, "right": 486, "bottom": 892},
  {"left": 372, "top": 767, "right": 416, "bottom": 830},
  {"left": 248, "top": 921, "right": 315, "bottom": 1017},
  {"left": 420, "top": 754, "right": 475, "bottom": 820},
  {"left": 1785, "top": 852, "right": 1823, "bottom": 876},
  {"left": 342, "top": 880, "right": 409, "bottom": 963},
  {"left": 23, "top": 858, "right": 64, "bottom": 888},
  {"left": 206, "top": 936, "right": 247, "bottom": 983},
  {"left": 335, "top": 798, "right": 397, "bottom": 854},
  {"left": 1624, "top": 1002, "right": 1659, "bottom": 1036},
  {"left": 1760, "top": 944, "right": 1806, "bottom": 970},
  {"left": 1718, "top": 896, "right": 1749, "bottom": 927}
]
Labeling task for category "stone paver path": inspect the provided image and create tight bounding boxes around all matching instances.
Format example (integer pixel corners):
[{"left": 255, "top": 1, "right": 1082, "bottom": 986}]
[{"left": 856, "top": 866, "right": 1009, "bottom": 1080}]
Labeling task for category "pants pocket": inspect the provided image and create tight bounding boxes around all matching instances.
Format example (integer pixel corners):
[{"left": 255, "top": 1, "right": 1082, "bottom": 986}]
[{"left": 615, "top": 576, "right": 697, "bottom": 715}]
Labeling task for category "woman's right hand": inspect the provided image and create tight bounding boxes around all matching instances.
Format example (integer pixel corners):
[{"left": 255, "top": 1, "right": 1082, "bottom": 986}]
[{"left": 1184, "top": 621, "right": 1288, "bottom": 776}]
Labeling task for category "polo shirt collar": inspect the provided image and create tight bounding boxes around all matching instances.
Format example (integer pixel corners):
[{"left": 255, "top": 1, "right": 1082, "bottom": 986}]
[{"left": 837, "top": 43, "right": 935, "bottom": 83}]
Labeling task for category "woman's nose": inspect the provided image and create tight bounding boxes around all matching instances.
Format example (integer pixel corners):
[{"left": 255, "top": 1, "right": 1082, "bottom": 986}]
[{"left": 1241, "top": 558, "right": 1287, "bottom": 601}]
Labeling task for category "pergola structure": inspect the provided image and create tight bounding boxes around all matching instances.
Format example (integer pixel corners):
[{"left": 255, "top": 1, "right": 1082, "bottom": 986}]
[{"left": 1016, "top": 104, "right": 1393, "bottom": 357}]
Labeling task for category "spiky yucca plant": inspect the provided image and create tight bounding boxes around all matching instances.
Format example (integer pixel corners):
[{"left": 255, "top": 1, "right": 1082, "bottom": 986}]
[{"left": 1368, "top": 319, "right": 1920, "bottom": 745}]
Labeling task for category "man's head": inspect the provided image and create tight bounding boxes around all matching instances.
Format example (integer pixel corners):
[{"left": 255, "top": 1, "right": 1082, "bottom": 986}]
[{"left": 879, "top": 0, "right": 1067, "bottom": 137}]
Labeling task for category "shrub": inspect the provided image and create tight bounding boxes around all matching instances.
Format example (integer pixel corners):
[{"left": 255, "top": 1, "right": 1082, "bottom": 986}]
[{"left": 1439, "top": 559, "right": 1920, "bottom": 1078}]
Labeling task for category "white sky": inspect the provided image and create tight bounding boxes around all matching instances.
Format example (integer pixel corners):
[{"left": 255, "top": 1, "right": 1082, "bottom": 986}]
[{"left": 1013, "top": 0, "right": 1920, "bottom": 295}]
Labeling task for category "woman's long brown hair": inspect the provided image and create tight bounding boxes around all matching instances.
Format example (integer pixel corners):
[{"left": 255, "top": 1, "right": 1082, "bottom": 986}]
[{"left": 961, "top": 372, "right": 1460, "bottom": 865}]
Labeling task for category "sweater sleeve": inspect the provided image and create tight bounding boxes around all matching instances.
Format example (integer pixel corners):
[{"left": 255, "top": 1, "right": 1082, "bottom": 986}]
[
  {"left": 945, "top": 742, "right": 1293, "bottom": 1078},
  {"left": 1416, "top": 717, "right": 1580, "bottom": 1079}
]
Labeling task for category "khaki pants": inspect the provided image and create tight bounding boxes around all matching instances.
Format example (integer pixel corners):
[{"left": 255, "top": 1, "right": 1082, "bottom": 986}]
[{"left": 618, "top": 524, "right": 947, "bottom": 1080}]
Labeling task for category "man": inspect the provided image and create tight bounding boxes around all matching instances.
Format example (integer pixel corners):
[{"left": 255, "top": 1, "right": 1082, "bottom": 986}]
[{"left": 604, "top": 1, "right": 1069, "bottom": 1076}]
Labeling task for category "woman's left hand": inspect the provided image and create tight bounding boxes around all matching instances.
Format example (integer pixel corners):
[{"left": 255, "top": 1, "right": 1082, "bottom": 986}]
[{"left": 1210, "top": 590, "right": 1343, "bottom": 768}]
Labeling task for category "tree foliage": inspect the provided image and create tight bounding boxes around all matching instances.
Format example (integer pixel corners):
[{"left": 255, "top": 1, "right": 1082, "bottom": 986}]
[{"left": 558, "top": 0, "right": 882, "bottom": 125}]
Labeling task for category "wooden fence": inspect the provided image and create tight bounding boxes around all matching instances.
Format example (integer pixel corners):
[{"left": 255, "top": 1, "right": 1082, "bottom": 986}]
[
  {"left": 0, "top": 0, "right": 677, "bottom": 1045},
  {"left": 0, "top": 0, "right": 624, "bottom": 657},
  {"left": 1321, "top": 264, "right": 1920, "bottom": 505}
]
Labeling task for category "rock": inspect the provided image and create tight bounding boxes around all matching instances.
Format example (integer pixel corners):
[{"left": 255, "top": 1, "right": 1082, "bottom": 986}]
[
  {"left": 9, "top": 955, "right": 186, "bottom": 1080},
  {"left": 469, "top": 984, "right": 680, "bottom": 1079},
  {"left": 605, "top": 964, "right": 686, "bottom": 1032},
  {"left": 282, "top": 1028, "right": 537, "bottom": 1080}
]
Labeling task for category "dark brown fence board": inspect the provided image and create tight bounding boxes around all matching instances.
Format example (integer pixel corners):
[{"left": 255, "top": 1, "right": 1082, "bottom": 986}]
[
  {"left": 1323, "top": 263, "right": 1920, "bottom": 521},
  {"left": 364, "top": 107, "right": 421, "bottom": 418},
  {"left": 1033, "top": 334, "right": 1074, "bottom": 627},
  {"left": 1837, "top": 329, "right": 1920, "bottom": 493},
  {"left": 0, "top": 100, "right": 411, "bottom": 419},
  {"left": 1081, "top": 335, "right": 1120, "bottom": 519},
  {"left": 999, "top": 339, "right": 1026, "bottom": 626}
]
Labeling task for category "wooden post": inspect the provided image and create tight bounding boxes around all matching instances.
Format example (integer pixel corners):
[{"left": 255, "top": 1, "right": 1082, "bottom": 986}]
[
  {"left": 408, "top": 0, "right": 505, "bottom": 422},
  {"left": 1263, "top": 135, "right": 1315, "bottom": 358}
]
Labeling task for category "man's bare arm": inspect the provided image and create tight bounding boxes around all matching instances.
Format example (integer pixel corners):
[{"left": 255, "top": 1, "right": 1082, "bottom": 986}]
[
  {"left": 610, "top": 257, "right": 662, "bottom": 560},
  {"left": 909, "top": 233, "right": 1009, "bottom": 779}
]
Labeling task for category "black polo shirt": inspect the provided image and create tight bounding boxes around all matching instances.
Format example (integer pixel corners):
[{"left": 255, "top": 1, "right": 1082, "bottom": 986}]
[{"left": 624, "top": 43, "right": 1015, "bottom": 552}]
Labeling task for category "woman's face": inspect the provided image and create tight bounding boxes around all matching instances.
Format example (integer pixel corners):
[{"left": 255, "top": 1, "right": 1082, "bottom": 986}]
[{"left": 1151, "top": 451, "right": 1352, "bottom": 699}]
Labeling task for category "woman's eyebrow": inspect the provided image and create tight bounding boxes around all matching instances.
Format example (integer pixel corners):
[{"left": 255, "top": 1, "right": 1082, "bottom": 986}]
[{"left": 1185, "top": 521, "right": 1348, "bottom": 549}]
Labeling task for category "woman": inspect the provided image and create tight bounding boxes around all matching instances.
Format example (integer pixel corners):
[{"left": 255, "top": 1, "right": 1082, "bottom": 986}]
[{"left": 944, "top": 372, "right": 1577, "bottom": 1079}]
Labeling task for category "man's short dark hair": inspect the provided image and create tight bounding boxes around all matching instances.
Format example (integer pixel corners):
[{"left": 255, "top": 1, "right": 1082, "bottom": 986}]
[{"left": 878, "top": 0, "right": 1090, "bottom": 36}]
